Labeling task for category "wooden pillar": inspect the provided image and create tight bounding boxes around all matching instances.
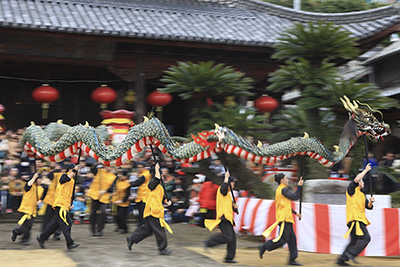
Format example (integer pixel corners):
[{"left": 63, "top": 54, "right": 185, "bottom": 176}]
[
  {"left": 135, "top": 56, "right": 146, "bottom": 123},
  {"left": 115, "top": 89, "right": 126, "bottom": 110}
]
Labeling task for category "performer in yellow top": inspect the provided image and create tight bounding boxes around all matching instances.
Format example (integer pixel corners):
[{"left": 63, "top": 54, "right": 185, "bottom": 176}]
[
  {"left": 37, "top": 163, "right": 80, "bottom": 250},
  {"left": 258, "top": 173, "right": 303, "bottom": 266},
  {"left": 126, "top": 163, "right": 173, "bottom": 255},
  {"left": 41, "top": 166, "right": 64, "bottom": 240},
  {"left": 86, "top": 164, "right": 116, "bottom": 236},
  {"left": 111, "top": 169, "right": 133, "bottom": 234},
  {"left": 203, "top": 171, "right": 238, "bottom": 264},
  {"left": 11, "top": 172, "right": 44, "bottom": 245},
  {"left": 131, "top": 161, "right": 152, "bottom": 226},
  {"left": 336, "top": 163, "right": 374, "bottom": 266}
]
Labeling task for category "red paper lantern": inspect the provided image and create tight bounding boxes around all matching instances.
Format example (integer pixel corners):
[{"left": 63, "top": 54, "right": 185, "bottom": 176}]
[
  {"left": 146, "top": 90, "right": 172, "bottom": 120},
  {"left": 146, "top": 90, "right": 172, "bottom": 107},
  {"left": 91, "top": 85, "right": 117, "bottom": 109},
  {"left": 32, "top": 84, "right": 60, "bottom": 119},
  {"left": 254, "top": 95, "right": 279, "bottom": 113}
]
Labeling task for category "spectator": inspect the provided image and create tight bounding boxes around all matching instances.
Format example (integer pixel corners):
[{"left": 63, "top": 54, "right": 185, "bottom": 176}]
[
  {"left": 167, "top": 194, "right": 189, "bottom": 223},
  {"left": 379, "top": 151, "right": 396, "bottom": 194},
  {"left": 71, "top": 185, "right": 87, "bottom": 224},
  {"left": 210, "top": 159, "right": 225, "bottom": 178},
  {"left": 8, "top": 171, "right": 25, "bottom": 212},
  {"left": 0, "top": 132, "right": 9, "bottom": 163},
  {"left": 197, "top": 177, "right": 219, "bottom": 228},
  {"left": 161, "top": 168, "right": 175, "bottom": 199},
  {"left": 171, "top": 177, "right": 186, "bottom": 201}
]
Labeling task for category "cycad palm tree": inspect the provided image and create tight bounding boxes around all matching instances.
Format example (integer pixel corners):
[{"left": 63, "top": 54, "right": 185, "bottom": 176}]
[
  {"left": 272, "top": 21, "right": 359, "bottom": 64},
  {"left": 161, "top": 61, "right": 254, "bottom": 100}
]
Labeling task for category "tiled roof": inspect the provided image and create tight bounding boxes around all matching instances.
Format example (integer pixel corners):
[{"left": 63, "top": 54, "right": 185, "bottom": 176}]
[
  {"left": 363, "top": 39, "right": 400, "bottom": 64},
  {"left": 1, "top": 0, "right": 400, "bottom": 47}
]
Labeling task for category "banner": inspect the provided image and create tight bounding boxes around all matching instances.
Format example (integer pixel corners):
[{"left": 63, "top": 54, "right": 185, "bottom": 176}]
[{"left": 233, "top": 197, "right": 400, "bottom": 256}]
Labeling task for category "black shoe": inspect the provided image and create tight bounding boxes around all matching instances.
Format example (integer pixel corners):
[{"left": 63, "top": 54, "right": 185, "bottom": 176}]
[
  {"left": 37, "top": 235, "right": 45, "bottom": 249},
  {"left": 224, "top": 259, "right": 237, "bottom": 264},
  {"left": 258, "top": 244, "right": 265, "bottom": 259},
  {"left": 288, "top": 260, "right": 302, "bottom": 266},
  {"left": 120, "top": 230, "right": 128, "bottom": 234},
  {"left": 336, "top": 259, "right": 350, "bottom": 266},
  {"left": 95, "top": 231, "right": 103, "bottom": 236},
  {"left": 11, "top": 230, "right": 17, "bottom": 242},
  {"left": 91, "top": 232, "right": 96, "bottom": 236},
  {"left": 20, "top": 241, "right": 30, "bottom": 245},
  {"left": 53, "top": 234, "right": 61, "bottom": 241},
  {"left": 114, "top": 228, "right": 120, "bottom": 232},
  {"left": 344, "top": 252, "right": 359, "bottom": 264},
  {"left": 67, "top": 242, "right": 79, "bottom": 250},
  {"left": 126, "top": 236, "right": 134, "bottom": 251},
  {"left": 159, "top": 249, "right": 173, "bottom": 255}
]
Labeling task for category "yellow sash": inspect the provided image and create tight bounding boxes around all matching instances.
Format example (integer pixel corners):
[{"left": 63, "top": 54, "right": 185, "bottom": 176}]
[
  {"left": 262, "top": 221, "right": 285, "bottom": 242},
  {"left": 17, "top": 214, "right": 32, "bottom": 225},
  {"left": 343, "top": 221, "right": 364, "bottom": 239},
  {"left": 159, "top": 218, "right": 173, "bottom": 234},
  {"left": 205, "top": 218, "right": 221, "bottom": 232},
  {"left": 59, "top": 207, "right": 69, "bottom": 226}
]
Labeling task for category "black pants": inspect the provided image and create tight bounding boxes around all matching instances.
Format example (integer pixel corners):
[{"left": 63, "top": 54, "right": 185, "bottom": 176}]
[
  {"left": 13, "top": 213, "right": 34, "bottom": 243},
  {"left": 42, "top": 204, "right": 61, "bottom": 236},
  {"left": 127, "top": 216, "right": 168, "bottom": 251},
  {"left": 116, "top": 206, "right": 128, "bottom": 231},
  {"left": 206, "top": 217, "right": 236, "bottom": 261},
  {"left": 199, "top": 209, "right": 215, "bottom": 228},
  {"left": 40, "top": 207, "right": 74, "bottom": 246},
  {"left": 89, "top": 199, "right": 107, "bottom": 234},
  {"left": 136, "top": 201, "right": 145, "bottom": 226},
  {"left": 260, "top": 222, "right": 298, "bottom": 261},
  {"left": 339, "top": 221, "right": 371, "bottom": 261}
]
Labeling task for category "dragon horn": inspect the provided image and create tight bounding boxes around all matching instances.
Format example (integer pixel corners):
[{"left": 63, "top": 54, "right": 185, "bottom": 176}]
[
  {"left": 214, "top": 123, "right": 220, "bottom": 131},
  {"left": 57, "top": 119, "right": 63, "bottom": 124},
  {"left": 340, "top": 97, "right": 351, "bottom": 112},
  {"left": 303, "top": 132, "right": 309, "bottom": 139},
  {"left": 84, "top": 121, "right": 89, "bottom": 127},
  {"left": 30, "top": 121, "right": 35, "bottom": 126},
  {"left": 257, "top": 140, "right": 263, "bottom": 147},
  {"left": 344, "top": 95, "right": 358, "bottom": 112},
  {"left": 143, "top": 116, "right": 149, "bottom": 122}
]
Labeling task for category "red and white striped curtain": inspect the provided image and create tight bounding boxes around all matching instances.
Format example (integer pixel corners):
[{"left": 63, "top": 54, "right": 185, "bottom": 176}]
[{"left": 233, "top": 197, "right": 400, "bottom": 256}]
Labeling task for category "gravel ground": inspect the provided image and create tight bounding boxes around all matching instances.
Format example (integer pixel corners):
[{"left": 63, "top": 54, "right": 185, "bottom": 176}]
[{"left": 1, "top": 220, "right": 399, "bottom": 267}]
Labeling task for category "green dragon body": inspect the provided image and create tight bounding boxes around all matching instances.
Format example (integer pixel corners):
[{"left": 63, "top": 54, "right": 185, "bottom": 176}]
[{"left": 21, "top": 96, "right": 390, "bottom": 167}]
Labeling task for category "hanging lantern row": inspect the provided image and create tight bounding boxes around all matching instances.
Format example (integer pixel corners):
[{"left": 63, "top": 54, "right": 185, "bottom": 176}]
[
  {"left": 31, "top": 85, "right": 175, "bottom": 120},
  {"left": 31, "top": 84, "right": 60, "bottom": 119}
]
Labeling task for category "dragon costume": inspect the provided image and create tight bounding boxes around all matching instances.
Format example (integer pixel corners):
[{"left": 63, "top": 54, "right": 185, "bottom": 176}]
[{"left": 21, "top": 96, "right": 390, "bottom": 167}]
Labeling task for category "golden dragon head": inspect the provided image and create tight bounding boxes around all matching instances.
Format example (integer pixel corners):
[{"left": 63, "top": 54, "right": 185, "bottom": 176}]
[{"left": 340, "top": 95, "right": 390, "bottom": 141}]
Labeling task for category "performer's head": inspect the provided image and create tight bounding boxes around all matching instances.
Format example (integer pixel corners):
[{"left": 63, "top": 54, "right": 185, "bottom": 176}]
[
  {"left": 136, "top": 161, "right": 147, "bottom": 173},
  {"left": 274, "top": 173, "right": 288, "bottom": 185},
  {"left": 65, "top": 163, "right": 76, "bottom": 173}
]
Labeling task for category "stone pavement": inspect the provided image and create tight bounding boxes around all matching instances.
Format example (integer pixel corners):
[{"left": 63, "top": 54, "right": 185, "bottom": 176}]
[{"left": 1, "top": 220, "right": 399, "bottom": 267}]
